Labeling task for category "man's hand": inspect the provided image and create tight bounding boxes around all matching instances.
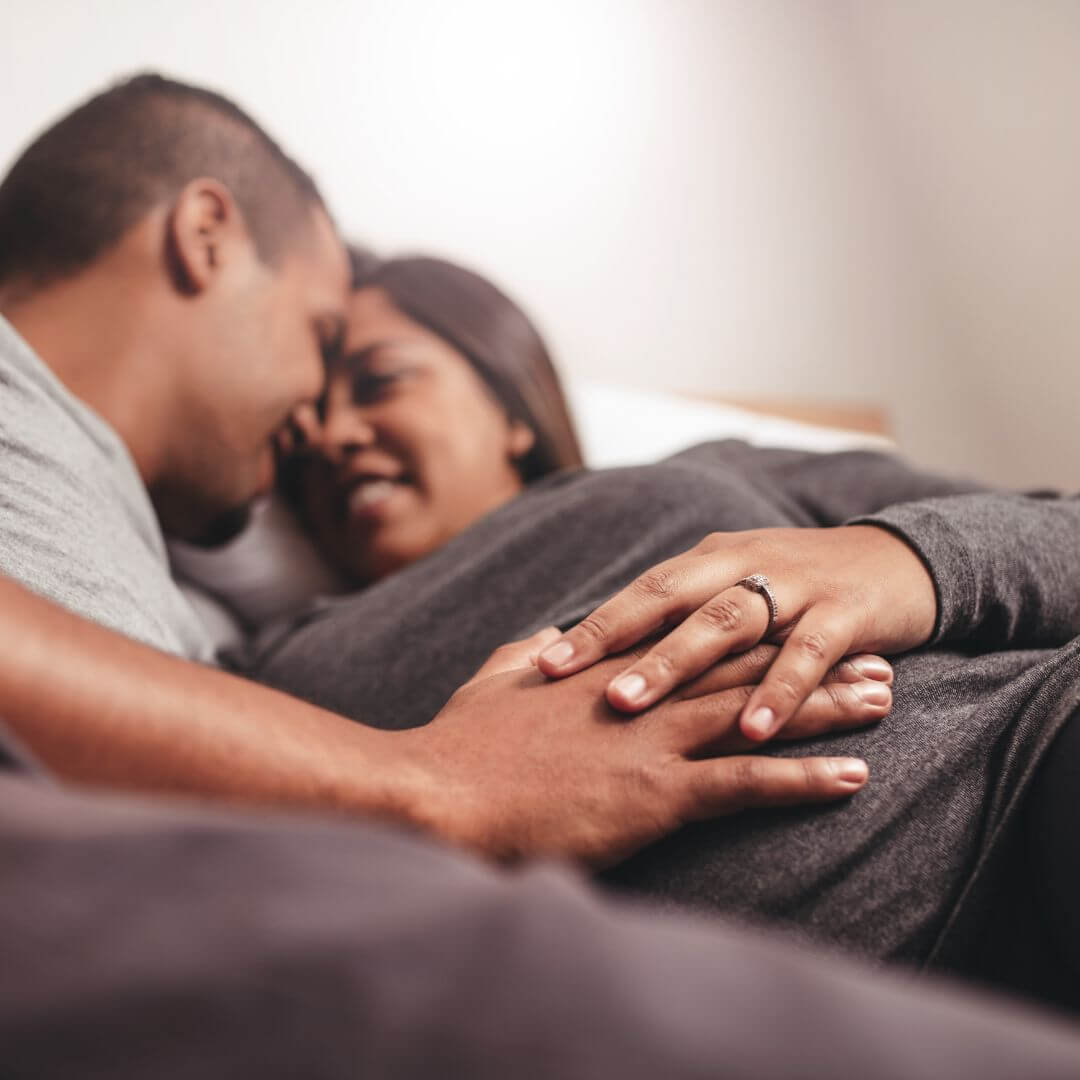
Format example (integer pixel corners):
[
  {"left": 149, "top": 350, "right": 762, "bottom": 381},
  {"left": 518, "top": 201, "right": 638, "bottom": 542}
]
[
  {"left": 400, "top": 631, "right": 891, "bottom": 867},
  {"left": 536, "top": 526, "right": 933, "bottom": 744},
  {"left": 0, "top": 574, "right": 884, "bottom": 871}
]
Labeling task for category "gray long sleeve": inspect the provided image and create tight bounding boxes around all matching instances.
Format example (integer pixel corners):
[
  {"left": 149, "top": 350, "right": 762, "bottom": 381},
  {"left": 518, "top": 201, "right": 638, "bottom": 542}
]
[
  {"left": 668, "top": 442, "right": 1080, "bottom": 651},
  {"left": 853, "top": 492, "right": 1080, "bottom": 649},
  {"left": 746, "top": 441, "right": 1080, "bottom": 650}
]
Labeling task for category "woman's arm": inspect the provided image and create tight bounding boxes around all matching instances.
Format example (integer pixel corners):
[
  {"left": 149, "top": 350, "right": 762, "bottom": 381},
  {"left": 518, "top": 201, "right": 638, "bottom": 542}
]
[
  {"left": 671, "top": 441, "right": 989, "bottom": 524},
  {"left": 539, "top": 486, "right": 1080, "bottom": 740},
  {"left": 756, "top": 444, "right": 988, "bottom": 523},
  {"left": 660, "top": 442, "right": 1079, "bottom": 647},
  {"left": 852, "top": 491, "right": 1080, "bottom": 648}
]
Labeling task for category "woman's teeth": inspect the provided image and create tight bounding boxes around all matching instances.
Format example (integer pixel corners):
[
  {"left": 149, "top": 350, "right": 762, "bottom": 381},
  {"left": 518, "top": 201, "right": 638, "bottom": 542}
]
[{"left": 348, "top": 478, "right": 401, "bottom": 515}]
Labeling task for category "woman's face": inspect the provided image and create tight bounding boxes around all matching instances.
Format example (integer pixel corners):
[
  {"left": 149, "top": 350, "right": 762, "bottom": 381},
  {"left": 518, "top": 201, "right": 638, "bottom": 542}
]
[{"left": 296, "top": 286, "right": 534, "bottom": 583}]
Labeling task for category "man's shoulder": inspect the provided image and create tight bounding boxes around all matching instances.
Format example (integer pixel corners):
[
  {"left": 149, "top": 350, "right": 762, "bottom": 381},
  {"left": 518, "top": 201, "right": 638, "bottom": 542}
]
[
  {"left": 0, "top": 316, "right": 131, "bottom": 466},
  {"left": 0, "top": 315, "right": 151, "bottom": 540},
  {"left": 0, "top": 317, "right": 210, "bottom": 660}
]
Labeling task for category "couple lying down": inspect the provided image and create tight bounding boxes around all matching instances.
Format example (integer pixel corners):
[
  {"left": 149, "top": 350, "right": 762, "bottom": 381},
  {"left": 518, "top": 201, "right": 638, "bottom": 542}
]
[
  {"left": 3, "top": 73, "right": 1079, "bottom": 1074},
  {"left": 190, "top": 248, "right": 1080, "bottom": 998}
]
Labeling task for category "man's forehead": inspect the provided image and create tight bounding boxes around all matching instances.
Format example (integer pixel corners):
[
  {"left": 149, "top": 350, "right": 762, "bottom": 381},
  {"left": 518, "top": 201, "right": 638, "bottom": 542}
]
[
  {"left": 287, "top": 207, "right": 349, "bottom": 316},
  {"left": 313, "top": 209, "right": 350, "bottom": 285}
]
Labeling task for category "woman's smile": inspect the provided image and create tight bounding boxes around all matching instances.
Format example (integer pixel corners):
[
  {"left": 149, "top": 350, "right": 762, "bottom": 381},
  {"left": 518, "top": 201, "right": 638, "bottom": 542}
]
[{"left": 343, "top": 473, "right": 416, "bottom": 523}]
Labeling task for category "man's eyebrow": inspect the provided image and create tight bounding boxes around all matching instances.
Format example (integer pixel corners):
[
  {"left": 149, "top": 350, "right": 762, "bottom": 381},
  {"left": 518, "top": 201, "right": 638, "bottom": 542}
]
[{"left": 314, "top": 313, "right": 347, "bottom": 361}]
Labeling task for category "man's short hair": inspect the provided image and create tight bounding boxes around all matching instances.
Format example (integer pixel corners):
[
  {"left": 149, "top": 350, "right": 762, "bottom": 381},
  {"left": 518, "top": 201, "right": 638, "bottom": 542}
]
[{"left": 0, "top": 73, "right": 325, "bottom": 294}]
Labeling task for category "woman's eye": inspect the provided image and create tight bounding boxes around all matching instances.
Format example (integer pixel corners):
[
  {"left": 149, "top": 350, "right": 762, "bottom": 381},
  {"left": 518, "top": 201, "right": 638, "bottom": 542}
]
[{"left": 350, "top": 371, "right": 399, "bottom": 404}]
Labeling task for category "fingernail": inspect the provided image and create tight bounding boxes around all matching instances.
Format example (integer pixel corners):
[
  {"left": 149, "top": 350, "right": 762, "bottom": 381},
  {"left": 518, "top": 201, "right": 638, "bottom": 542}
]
[
  {"left": 832, "top": 758, "right": 869, "bottom": 785},
  {"left": 850, "top": 657, "right": 892, "bottom": 682},
  {"left": 611, "top": 673, "right": 648, "bottom": 704},
  {"left": 855, "top": 682, "right": 891, "bottom": 707},
  {"left": 744, "top": 706, "right": 777, "bottom": 738},
  {"left": 540, "top": 640, "right": 575, "bottom": 667}
]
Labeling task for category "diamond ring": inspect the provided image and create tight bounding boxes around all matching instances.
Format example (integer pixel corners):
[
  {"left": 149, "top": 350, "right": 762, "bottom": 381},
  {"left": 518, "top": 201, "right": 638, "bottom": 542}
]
[{"left": 735, "top": 574, "right": 779, "bottom": 635}]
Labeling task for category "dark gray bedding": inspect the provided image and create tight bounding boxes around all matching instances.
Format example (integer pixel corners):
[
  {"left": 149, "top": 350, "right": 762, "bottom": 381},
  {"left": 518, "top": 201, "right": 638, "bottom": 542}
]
[{"left": 248, "top": 442, "right": 1080, "bottom": 978}]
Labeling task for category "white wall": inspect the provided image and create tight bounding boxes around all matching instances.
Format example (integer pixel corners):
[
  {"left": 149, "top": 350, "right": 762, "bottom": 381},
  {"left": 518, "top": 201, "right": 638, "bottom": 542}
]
[{"left": 2, "top": 1, "right": 1078, "bottom": 487}]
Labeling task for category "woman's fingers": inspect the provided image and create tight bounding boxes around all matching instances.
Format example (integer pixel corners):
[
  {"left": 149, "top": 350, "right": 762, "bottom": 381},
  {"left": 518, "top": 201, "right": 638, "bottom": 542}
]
[
  {"left": 602, "top": 583, "right": 774, "bottom": 712},
  {"left": 677, "top": 753, "right": 869, "bottom": 821},
  {"left": 536, "top": 557, "right": 723, "bottom": 679},
  {"left": 739, "top": 606, "right": 856, "bottom": 741}
]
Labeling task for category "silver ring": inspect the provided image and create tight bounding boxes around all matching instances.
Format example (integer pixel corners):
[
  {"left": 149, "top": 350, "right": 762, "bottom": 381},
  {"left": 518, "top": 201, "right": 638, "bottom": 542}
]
[{"left": 735, "top": 574, "right": 779, "bottom": 634}]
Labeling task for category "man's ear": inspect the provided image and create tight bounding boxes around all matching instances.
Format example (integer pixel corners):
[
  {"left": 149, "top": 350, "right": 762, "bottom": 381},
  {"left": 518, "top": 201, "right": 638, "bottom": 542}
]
[
  {"left": 164, "top": 179, "right": 247, "bottom": 296},
  {"left": 508, "top": 420, "right": 537, "bottom": 460}
]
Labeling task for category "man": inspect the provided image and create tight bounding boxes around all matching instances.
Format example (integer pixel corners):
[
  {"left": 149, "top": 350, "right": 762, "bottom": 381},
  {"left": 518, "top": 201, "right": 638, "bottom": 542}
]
[{"left": 0, "top": 74, "right": 869, "bottom": 861}]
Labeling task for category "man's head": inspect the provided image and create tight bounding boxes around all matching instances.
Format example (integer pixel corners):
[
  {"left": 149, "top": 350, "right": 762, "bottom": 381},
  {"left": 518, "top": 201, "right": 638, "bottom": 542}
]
[{"left": 0, "top": 74, "right": 349, "bottom": 542}]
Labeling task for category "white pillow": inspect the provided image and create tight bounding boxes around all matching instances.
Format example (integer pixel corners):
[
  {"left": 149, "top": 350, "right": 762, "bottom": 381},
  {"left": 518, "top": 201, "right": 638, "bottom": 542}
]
[
  {"left": 170, "top": 379, "right": 892, "bottom": 637},
  {"left": 168, "top": 495, "right": 348, "bottom": 632},
  {"left": 564, "top": 378, "right": 892, "bottom": 468}
]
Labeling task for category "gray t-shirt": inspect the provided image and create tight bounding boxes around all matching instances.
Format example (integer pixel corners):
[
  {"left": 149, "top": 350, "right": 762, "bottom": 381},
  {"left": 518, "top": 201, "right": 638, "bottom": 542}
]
[{"left": 0, "top": 315, "right": 213, "bottom": 661}]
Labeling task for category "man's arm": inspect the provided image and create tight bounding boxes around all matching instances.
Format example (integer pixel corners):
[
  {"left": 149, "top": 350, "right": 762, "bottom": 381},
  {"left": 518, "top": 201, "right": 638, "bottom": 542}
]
[
  {"left": 0, "top": 573, "right": 423, "bottom": 821},
  {"left": 0, "top": 574, "right": 879, "bottom": 865}
]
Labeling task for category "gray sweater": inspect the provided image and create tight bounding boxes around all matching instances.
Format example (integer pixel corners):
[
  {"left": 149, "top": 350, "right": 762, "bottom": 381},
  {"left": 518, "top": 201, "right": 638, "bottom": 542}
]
[{"left": 252, "top": 441, "right": 1080, "bottom": 981}]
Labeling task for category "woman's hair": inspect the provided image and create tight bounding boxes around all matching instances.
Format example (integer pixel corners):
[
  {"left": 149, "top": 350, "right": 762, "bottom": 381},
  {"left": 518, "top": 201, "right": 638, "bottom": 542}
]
[{"left": 348, "top": 247, "right": 583, "bottom": 481}]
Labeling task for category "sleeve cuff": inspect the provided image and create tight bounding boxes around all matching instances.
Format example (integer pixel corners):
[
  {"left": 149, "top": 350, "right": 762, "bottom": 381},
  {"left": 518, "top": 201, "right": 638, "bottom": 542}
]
[{"left": 847, "top": 505, "right": 978, "bottom": 645}]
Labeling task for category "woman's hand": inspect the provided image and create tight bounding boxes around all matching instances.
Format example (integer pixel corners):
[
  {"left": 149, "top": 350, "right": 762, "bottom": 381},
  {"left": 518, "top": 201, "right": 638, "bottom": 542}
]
[{"left": 536, "top": 525, "right": 935, "bottom": 742}]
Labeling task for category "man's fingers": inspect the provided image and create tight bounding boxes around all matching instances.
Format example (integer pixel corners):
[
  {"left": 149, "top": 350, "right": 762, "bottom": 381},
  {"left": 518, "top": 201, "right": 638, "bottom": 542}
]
[
  {"left": 536, "top": 559, "right": 720, "bottom": 679},
  {"left": 663, "top": 678, "right": 890, "bottom": 755},
  {"left": 465, "top": 627, "right": 563, "bottom": 686},
  {"left": 739, "top": 607, "right": 856, "bottom": 742},
  {"left": 678, "top": 754, "right": 869, "bottom": 819},
  {"left": 602, "top": 585, "right": 771, "bottom": 712},
  {"left": 674, "top": 647, "right": 891, "bottom": 702},
  {"left": 828, "top": 654, "right": 894, "bottom": 686},
  {"left": 773, "top": 679, "right": 891, "bottom": 741},
  {"left": 673, "top": 644, "right": 780, "bottom": 699}
]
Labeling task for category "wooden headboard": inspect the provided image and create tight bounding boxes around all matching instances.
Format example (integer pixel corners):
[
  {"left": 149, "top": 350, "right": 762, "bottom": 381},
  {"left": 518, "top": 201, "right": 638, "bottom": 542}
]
[{"left": 695, "top": 395, "right": 892, "bottom": 439}]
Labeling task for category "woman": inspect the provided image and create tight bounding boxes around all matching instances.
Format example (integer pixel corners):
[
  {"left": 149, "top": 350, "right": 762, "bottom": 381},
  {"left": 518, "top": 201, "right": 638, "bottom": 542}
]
[
  {"left": 263, "top": 249, "right": 1080, "bottom": 1004},
  {"left": 282, "top": 248, "right": 584, "bottom": 585}
]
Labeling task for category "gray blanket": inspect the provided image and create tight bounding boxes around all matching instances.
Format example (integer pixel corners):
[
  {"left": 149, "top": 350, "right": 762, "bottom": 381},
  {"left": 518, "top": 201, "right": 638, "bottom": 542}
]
[{"left": 249, "top": 442, "right": 1080, "bottom": 978}]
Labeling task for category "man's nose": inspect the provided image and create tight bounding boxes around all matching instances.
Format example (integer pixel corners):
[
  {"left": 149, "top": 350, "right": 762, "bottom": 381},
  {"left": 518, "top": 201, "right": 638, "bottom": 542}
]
[
  {"left": 287, "top": 403, "right": 323, "bottom": 449},
  {"left": 315, "top": 402, "right": 378, "bottom": 462}
]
